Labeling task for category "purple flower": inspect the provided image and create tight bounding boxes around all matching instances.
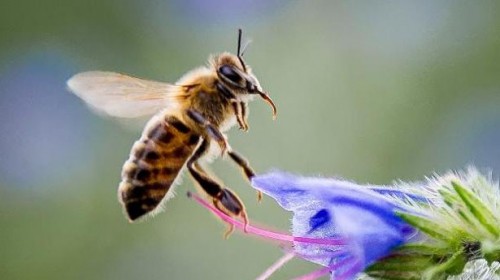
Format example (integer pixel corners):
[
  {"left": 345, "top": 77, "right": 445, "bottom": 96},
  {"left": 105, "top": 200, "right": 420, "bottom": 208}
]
[
  {"left": 251, "top": 171, "right": 417, "bottom": 279},
  {"left": 190, "top": 169, "right": 500, "bottom": 279},
  {"left": 189, "top": 171, "right": 418, "bottom": 279}
]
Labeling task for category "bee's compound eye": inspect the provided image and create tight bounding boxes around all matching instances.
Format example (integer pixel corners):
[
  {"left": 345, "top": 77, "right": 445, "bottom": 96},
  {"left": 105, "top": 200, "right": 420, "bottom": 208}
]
[{"left": 219, "top": 65, "right": 242, "bottom": 85}]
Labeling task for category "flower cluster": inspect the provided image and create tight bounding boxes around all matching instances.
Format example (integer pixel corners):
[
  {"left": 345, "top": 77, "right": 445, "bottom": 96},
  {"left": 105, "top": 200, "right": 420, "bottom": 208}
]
[{"left": 189, "top": 168, "right": 500, "bottom": 280}]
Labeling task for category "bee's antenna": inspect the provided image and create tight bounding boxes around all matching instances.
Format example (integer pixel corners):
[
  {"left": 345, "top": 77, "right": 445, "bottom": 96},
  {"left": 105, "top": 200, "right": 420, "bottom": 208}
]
[
  {"left": 237, "top": 29, "right": 243, "bottom": 57},
  {"left": 240, "top": 39, "right": 252, "bottom": 57},
  {"left": 237, "top": 28, "right": 248, "bottom": 72}
]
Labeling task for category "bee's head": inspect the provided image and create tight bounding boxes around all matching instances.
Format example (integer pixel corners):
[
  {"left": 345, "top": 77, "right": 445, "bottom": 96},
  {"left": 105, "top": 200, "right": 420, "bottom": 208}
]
[
  {"left": 213, "top": 53, "right": 261, "bottom": 94},
  {"left": 211, "top": 29, "right": 276, "bottom": 119}
]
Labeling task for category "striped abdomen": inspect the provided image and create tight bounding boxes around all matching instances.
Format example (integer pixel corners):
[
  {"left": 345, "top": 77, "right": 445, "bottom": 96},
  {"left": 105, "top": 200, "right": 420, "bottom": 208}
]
[{"left": 118, "top": 114, "right": 200, "bottom": 221}]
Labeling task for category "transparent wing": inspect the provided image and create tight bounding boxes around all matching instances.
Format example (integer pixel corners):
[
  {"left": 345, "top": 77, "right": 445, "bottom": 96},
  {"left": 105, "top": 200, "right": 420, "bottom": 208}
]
[{"left": 67, "top": 71, "right": 187, "bottom": 118}]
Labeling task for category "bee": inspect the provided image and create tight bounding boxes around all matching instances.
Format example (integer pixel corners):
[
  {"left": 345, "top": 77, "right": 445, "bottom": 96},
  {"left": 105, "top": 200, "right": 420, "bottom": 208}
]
[{"left": 67, "top": 29, "right": 276, "bottom": 231}]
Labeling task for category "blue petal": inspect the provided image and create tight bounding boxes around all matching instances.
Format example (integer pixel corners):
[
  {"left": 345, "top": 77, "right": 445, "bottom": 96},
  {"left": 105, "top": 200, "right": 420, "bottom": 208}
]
[
  {"left": 251, "top": 171, "right": 318, "bottom": 210},
  {"left": 252, "top": 171, "right": 416, "bottom": 276},
  {"left": 308, "top": 209, "right": 330, "bottom": 234},
  {"left": 368, "top": 186, "right": 427, "bottom": 202}
]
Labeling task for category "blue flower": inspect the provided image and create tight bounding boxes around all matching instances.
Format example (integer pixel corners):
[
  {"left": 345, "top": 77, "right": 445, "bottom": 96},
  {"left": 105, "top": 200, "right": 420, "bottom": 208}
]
[
  {"left": 252, "top": 171, "right": 417, "bottom": 279},
  {"left": 190, "top": 168, "right": 500, "bottom": 279}
]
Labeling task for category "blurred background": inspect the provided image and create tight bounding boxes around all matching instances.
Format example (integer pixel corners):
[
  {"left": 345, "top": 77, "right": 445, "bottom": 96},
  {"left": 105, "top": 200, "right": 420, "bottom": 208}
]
[{"left": 1, "top": 1, "right": 500, "bottom": 279}]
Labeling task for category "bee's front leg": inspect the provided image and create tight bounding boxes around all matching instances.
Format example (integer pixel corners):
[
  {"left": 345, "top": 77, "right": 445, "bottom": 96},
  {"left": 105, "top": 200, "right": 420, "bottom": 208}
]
[
  {"left": 215, "top": 82, "right": 248, "bottom": 131},
  {"left": 187, "top": 139, "right": 248, "bottom": 237},
  {"left": 231, "top": 101, "right": 248, "bottom": 131}
]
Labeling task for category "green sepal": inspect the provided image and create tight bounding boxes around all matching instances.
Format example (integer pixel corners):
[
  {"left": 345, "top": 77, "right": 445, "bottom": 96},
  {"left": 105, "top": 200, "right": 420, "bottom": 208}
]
[
  {"left": 395, "top": 243, "right": 449, "bottom": 255},
  {"left": 365, "top": 254, "right": 430, "bottom": 280},
  {"left": 452, "top": 181, "right": 500, "bottom": 237},
  {"left": 482, "top": 240, "right": 500, "bottom": 264},
  {"left": 367, "top": 254, "right": 433, "bottom": 271},
  {"left": 365, "top": 270, "right": 421, "bottom": 280},
  {"left": 396, "top": 211, "right": 454, "bottom": 242},
  {"left": 438, "top": 189, "right": 474, "bottom": 225}
]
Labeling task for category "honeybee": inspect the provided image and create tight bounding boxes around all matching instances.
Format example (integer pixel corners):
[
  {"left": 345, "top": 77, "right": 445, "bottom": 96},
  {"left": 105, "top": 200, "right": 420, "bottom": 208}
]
[{"left": 67, "top": 30, "right": 276, "bottom": 231}]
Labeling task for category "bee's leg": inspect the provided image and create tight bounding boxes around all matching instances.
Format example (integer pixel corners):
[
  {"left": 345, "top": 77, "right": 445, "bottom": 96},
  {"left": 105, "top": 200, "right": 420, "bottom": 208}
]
[
  {"left": 215, "top": 81, "right": 248, "bottom": 131},
  {"left": 187, "top": 108, "right": 228, "bottom": 155},
  {"left": 240, "top": 101, "right": 249, "bottom": 131},
  {"left": 227, "top": 150, "right": 262, "bottom": 202},
  {"left": 187, "top": 108, "right": 258, "bottom": 201},
  {"left": 187, "top": 138, "right": 249, "bottom": 236},
  {"left": 231, "top": 101, "right": 248, "bottom": 131}
]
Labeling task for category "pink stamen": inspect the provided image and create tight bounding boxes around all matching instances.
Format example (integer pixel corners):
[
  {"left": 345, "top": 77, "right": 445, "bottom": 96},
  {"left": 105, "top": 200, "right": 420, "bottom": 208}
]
[
  {"left": 256, "top": 252, "right": 295, "bottom": 280},
  {"left": 188, "top": 192, "right": 346, "bottom": 246},
  {"left": 293, "top": 266, "right": 332, "bottom": 280},
  {"left": 292, "top": 257, "right": 354, "bottom": 280}
]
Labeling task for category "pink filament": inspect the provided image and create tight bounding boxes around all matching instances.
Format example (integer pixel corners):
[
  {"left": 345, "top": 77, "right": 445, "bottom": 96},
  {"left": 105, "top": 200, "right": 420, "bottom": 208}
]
[
  {"left": 293, "top": 266, "right": 332, "bottom": 280},
  {"left": 188, "top": 192, "right": 346, "bottom": 246},
  {"left": 256, "top": 252, "right": 295, "bottom": 280},
  {"left": 293, "top": 257, "right": 353, "bottom": 280}
]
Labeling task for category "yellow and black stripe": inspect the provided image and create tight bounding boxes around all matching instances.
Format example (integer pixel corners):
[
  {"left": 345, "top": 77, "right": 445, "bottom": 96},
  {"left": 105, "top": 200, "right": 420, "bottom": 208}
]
[{"left": 118, "top": 115, "right": 200, "bottom": 221}]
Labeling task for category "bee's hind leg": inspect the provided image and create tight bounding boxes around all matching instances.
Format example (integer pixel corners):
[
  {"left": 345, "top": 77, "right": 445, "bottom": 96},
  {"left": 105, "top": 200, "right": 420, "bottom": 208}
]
[
  {"left": 187, "top": 138, "right": 248, "bottom": 237},
  {"left": 187, "top": 108, "right": 261, "bottom": 202}
]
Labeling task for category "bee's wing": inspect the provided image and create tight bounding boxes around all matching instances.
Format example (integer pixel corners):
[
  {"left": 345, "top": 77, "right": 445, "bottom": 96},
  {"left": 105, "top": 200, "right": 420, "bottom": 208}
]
[{"left": 67, "top": 71, "right": 187, "bottom": 118}]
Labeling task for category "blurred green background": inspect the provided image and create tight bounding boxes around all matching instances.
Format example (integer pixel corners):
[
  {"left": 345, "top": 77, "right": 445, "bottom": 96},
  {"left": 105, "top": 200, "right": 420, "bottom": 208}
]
[{"left": 1, "top": 1, "right": 500, "bottom": 279}]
